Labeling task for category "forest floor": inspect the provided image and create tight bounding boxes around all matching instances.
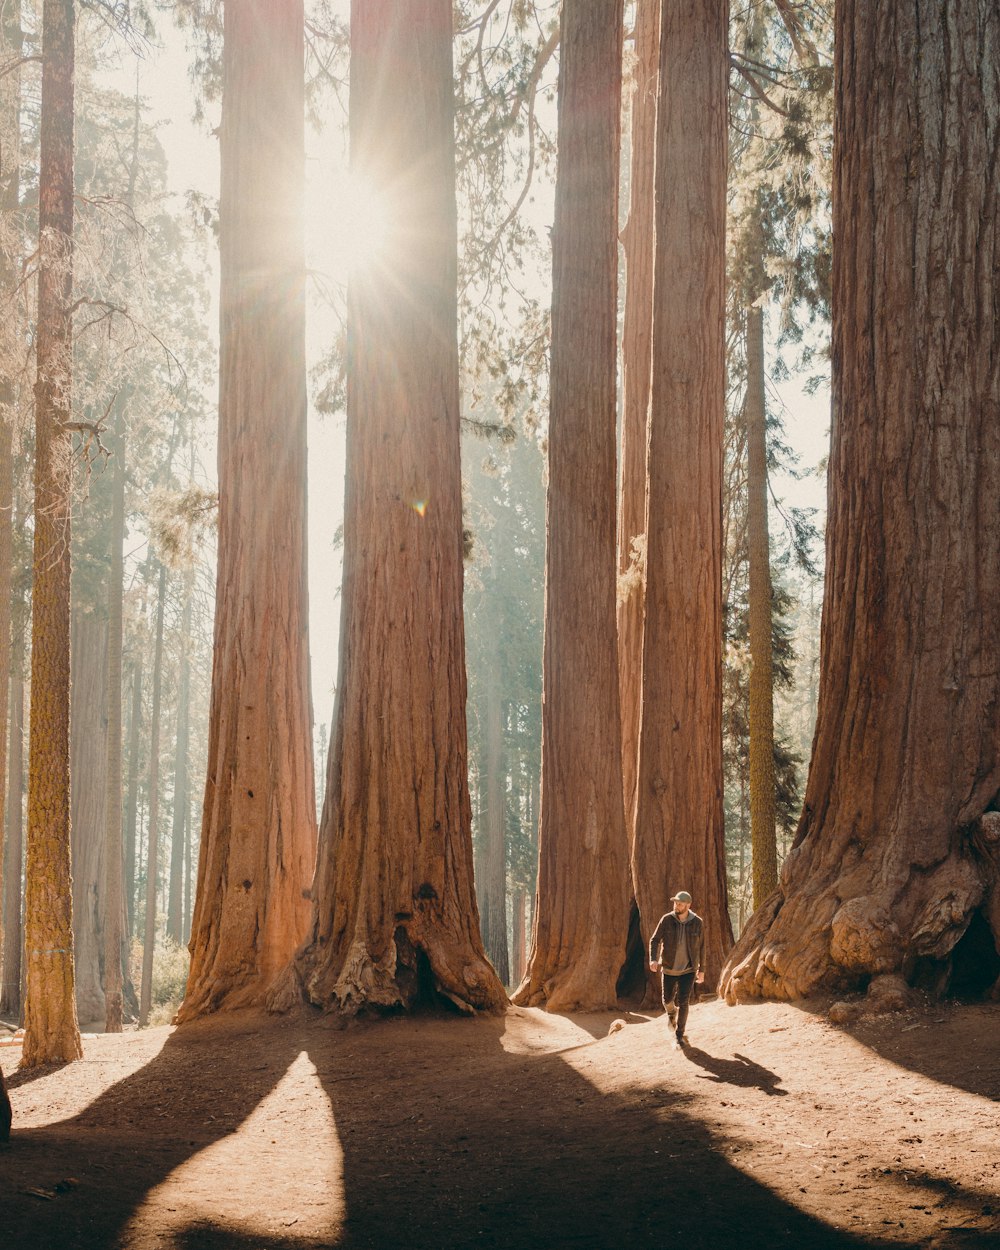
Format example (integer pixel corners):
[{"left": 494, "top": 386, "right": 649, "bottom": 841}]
[{"left": 1, "top": 994, "right": 998, "bottom": 1250}]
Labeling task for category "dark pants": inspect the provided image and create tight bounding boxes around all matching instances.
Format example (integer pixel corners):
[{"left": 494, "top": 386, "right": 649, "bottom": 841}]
[{"left": 661, "top": 970, "right": 695, "bottom": 1037}]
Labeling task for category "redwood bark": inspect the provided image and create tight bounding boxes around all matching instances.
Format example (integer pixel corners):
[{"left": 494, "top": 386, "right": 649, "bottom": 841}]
[
  {"left": 514, "top": 0, "right": 630, "bottom": 1012},
  {"left": 722, "top": 0, "right": 1000, "bottom": 1003},
  {"left": 295, "top": 0, "right": 504, "bottom": 1017},
  {"left": 746, "top": 304, "right": 778, "bottom": 907},
  {"left": 22, "top": 0, "right": 82, "bottom": 1068},
  {"left": 633, "top": 0, "right": 733, "bottom": 988},
  {"left": 70, "top": 610, "right": 108, "bottom": 1025},
  {"left": 179, "top": 0, "right": 316, "bottom": 1021},
  {"left": 617, "top": 0, "right": 658, "bottom": 844}
]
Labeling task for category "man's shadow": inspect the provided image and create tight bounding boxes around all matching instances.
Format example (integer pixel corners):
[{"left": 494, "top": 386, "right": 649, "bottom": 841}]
[{"left": 679, "top": 1042, "right": 789, "bottom": 1096}]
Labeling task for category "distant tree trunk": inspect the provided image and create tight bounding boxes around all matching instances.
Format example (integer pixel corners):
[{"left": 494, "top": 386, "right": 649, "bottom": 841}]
[
  {"left": 166, "top": 571, "right": 192, "bottom": 946},
  {"left": 295, "top": 0, "right": 504, "bottom": 1017},
  {"left": 511, "top": 887, "right": 526, "bottom": 985},
  {"left": 479, "top": 675, "right": 509, "bottom": 983},
  {"left": 633, "top": 0, "right": 732, "bottom": 988},
  {"left": 123, "top": 653, "right": 142, "bottom": 934},
  {"left": 70, "top": 610, "right": 108, "bottom": 1025},
  {"left": 179, "top": 0, "right": 316, "bottom": 1021},
  {"left": 722, "top": 0, "right": 1000, "bottom": 1004},
  {"left": 1, "top": 656, "right": 24, "bottom": 1018},
  {"left": 22, "top": 0, "right": 82, "bottom": 1069},
  {"left": 514, "top": 0, "right": 630, "bottom": 1012},
  {"left": 617, "top": 0, "right": 658, "bottom": 844},
  {"left": 103, "top": 407, "right": 126, "bottom": 1032},
  {"left": 745, "top": 304, "right": 778, "bottom": 908},
  {"left": 139, "top": 562, "right": 166, "bottom": 1027}
]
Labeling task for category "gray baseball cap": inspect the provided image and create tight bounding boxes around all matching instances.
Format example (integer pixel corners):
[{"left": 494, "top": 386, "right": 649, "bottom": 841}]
[{"left": 671, "top": 890, "right": 693, "bottom": 904}]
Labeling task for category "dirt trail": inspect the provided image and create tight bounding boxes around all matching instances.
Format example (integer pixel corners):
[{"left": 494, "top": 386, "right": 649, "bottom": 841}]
[{"left": 1, "top": 997, "right": 997, "bottom": 1249}]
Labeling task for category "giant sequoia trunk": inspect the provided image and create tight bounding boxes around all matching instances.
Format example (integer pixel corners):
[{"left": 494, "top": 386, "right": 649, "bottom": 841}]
[
  {"left": 721, "top": 0, "right": 1000, "bottom": 1004},
  {"left": 295, "top": 0, "right": 504, "bottom": 1017},
  {"left": 179, "top": 0, "right": 316, "bottom": 1021},
  {"left": 633, "top": 0, "right": 733, "bottom": 988},
  {"left": 745, "top": 304, "right": 778, "bottom": 908},
  {"left": 22, "top": 0, "right": 82, "bottom": 1067},
  {"left": 617, "top": 0, "right": 658, "bottom": 845},
  {"left": 514, "top": 0, "right": 630, "bottom": 1012},
  {"left": 70, "top": 611, "right": 108, "bottom": 1025}
]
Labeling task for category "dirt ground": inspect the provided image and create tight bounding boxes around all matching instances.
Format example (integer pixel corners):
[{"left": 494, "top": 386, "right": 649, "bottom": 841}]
[{"left": 1, "top": 994, "right": 998, "bottom": 1250}]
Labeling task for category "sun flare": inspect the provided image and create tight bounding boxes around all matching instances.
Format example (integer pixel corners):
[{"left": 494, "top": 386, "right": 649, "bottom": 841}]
[{"left": 323, "top": 170, "right": 392, "bottom": 277}]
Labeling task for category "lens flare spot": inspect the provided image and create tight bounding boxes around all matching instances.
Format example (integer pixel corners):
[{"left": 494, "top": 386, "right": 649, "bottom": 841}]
[{"left": 411, "top": 499, "right": 428, "bottom": 517}]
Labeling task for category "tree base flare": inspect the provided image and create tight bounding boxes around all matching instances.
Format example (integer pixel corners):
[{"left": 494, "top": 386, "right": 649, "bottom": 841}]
[
  {"left": 298, "top": 927, "right": 506, "bottom": 1020},
  {"left": 721, "top": 814, "right": 1000, "bottom": 1004}
]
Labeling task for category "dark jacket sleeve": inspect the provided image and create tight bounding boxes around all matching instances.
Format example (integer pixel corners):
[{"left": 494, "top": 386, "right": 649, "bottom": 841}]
[
  {"left": 690, "top": 916, "right": 704, "bottom": 973},
  {"left": 649, "top": 914, "right": 669, "bottom": 965}
]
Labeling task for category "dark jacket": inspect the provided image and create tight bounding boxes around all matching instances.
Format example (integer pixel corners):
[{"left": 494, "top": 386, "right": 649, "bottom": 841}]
[{"left": 649, "top": 910, "right": 703, "bottom": 975}]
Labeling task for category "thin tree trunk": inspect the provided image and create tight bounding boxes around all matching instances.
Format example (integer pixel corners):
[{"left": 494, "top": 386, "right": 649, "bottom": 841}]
[
  {"left": 480, "top": 674, "right": 509, "bottom": 983},
  {"left": 180, "top": 0, "right": 316, "bottom": 1021},
  {"left": 746, "top": 304, "right": 778, "bottom": 907},
  {"left": 124, "top": 652, "right": 142, "bottom": 935},
  {"left": 511, "top": 887, "right": 526, "bottom": 986},
  {"left": 70, "top": 610, "right": 108, "bottom": 1025},
  {"left": 22, "top": 0, "right": 82, "bottom": 1068},
  {"left": 617, "top": 0, "right": 658, "bottom": 845},
  {"left": 1, "top": 655, "right": 24, "bottom": 1018},
  {"left": 722, "top": 0, "right": 1000, "bottom": 1004},
  {"left": 514, "top": 0, "right": 630, "bottom": 1012},
  {"left": 139, "top": 562, "right": 166, "bottom": 1027},
  {"left": 166, "top": 569, "right": 192, "bottom": 946},
  {"left": 633, "top": 0, "right": 733, "bottom": 988},
  {"left": 296, "top": 0, "right": 504, "bottom": 1017},
  {"left": 103, "top": 405, "right": 126, "bottom": 1032},
  {"left": 182, "top": 798, "right": 192, "bottom": 945}
]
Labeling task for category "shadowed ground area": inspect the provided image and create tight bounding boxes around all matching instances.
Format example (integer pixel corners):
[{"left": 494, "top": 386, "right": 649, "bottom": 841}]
[{"left": 1, "top": 997, "right": 998, "bottom": 1249}]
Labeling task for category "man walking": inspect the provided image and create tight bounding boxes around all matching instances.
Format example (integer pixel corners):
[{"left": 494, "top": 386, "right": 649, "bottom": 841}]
[{"left": 648, "top": 890, "right": 704, "bottom": 1048}]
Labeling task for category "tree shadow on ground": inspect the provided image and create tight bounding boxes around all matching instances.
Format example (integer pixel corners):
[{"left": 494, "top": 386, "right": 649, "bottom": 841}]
[
  {"left": 791, "top": 997, "right": 1000, "bottom": 1103},
  {"left": 856, "top": 1001, "right": 1000, "bottom": 1103},
  {"left": 1, "top": 1008, "right": 988, "bottom": 1250}
]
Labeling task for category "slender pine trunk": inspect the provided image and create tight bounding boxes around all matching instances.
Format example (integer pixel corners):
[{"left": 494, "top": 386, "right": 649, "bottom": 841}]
[
  {"left": 139, "top": 562, "right": 167, "bottom": 1027},
  {"left": 103, "top": 404, "right": 126, "bottom": 1032},
  {"left": 22, "top": 0, "right": 82, "bottom": 1068}
]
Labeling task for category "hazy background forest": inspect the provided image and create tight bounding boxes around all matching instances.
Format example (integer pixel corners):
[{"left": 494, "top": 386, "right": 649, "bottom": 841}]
[
  {"left": 3, "top": 1, "right": 1000, "bottom": 1246},
  {"left": 1, "top": 0, "right": 831, "bottom": 1027}
]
